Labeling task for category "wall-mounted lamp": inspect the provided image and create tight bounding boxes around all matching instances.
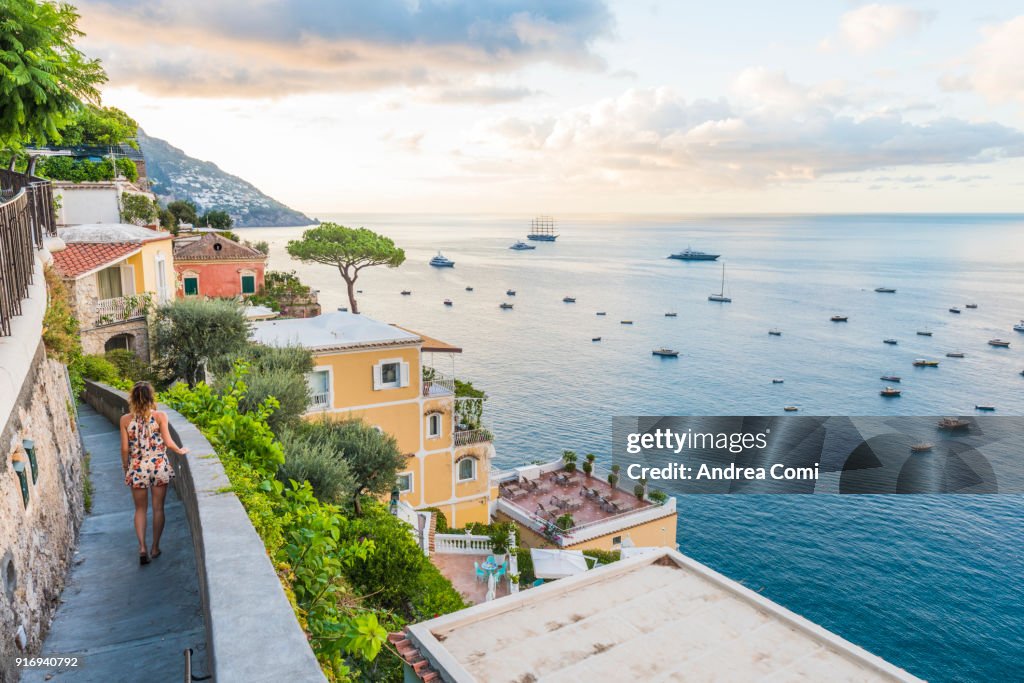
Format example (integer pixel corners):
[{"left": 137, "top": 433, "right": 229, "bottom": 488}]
[
  {"left": 11, "top": 452, "right": 29, "bottom": 508},
  {"left": 22, "top": 439, "right": 37, "bottom": 483},
  {"left": 389, "top": 486, "right": 400, "bottom": 515}
]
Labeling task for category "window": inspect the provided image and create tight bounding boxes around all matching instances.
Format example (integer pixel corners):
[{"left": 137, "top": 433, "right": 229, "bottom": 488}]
[
  {"left": 183, "top": 274, "right": 199, "bottom": 296},
  {"left": 241, "top": 273, "right": 256, "bottom": 295},
  {"left": 457, "top": 457, "right": 477, "bottom": 482},
  {"left": 155, "top": 253, "right": 169, "bottom": 304},
  {"left": 427, "top": 413, "right": 442, "bottom": 438},
  {"left": 307, "top": 370, "right": 330, "bottom": 409},
  {"left": 612, "top": 536, "right": 622, "bottom": 547},
  {"left": 396, "top": 472, "right": 413, "bottom": 493},
  {"left": 97, "top": 267, "right": 124, "bottom": 299},
  {"left": 373, "top": 360, "right": 409, "bottom": 390}
]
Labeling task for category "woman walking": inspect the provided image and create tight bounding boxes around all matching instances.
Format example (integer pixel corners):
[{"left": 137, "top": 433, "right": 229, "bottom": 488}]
[{"left": 120, "top": 382, "right": 188, "bottom": 565}]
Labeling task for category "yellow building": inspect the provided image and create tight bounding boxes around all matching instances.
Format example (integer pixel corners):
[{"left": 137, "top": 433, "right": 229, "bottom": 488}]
[
  {"left": 51, "top": 223, "right": 175, "bottom": 360},
  {"left": 250, "top": 312, "right": 494, "bottom": 527}
]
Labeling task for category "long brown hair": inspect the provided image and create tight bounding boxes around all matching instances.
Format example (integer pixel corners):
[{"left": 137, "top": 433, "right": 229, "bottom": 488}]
[{"left": 129, "top": 381, "right": 156, "bottom": 422}]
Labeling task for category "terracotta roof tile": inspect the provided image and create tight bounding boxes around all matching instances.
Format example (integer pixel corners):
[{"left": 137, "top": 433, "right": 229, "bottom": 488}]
[
  {"left": 174, "top": 232, "right": 266, "bottom": 261},
  {"left": 389, "top": 630, "right": 439, "bottom": 681},
  {"left": 51, "top": 242, "right": 140, "bottom": 279}
]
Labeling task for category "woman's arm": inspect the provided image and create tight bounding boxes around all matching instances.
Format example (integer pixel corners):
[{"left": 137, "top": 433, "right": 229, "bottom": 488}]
[
  {"left": 120, "top": 415, "right": 130, "bottom": 472},
  {"left": 156, "top": 412, "right": 189, "bottom": 455}
]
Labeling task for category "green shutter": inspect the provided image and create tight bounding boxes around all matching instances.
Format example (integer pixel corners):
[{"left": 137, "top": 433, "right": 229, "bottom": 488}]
[
  {"left": 184, "top": 277, "right": 199, "bottom": 296},
  {"left": 241, "top": 275, "right": 256, "bottom": 294}
]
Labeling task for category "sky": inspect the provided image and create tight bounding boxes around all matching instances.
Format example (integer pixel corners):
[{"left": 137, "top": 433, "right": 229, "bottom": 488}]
[{"left": 74, "top": 0, "right": 1024, "bottom": 214}]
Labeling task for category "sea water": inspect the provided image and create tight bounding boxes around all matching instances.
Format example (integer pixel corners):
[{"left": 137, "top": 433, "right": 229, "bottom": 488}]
[{"left": 244, "top": 213, "right": 1024, "bottom": 681}]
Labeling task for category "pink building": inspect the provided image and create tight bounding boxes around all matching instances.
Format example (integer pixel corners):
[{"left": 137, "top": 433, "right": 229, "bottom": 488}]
[{"left": 172, "top": 232, "right": 267, "bottom": 299}]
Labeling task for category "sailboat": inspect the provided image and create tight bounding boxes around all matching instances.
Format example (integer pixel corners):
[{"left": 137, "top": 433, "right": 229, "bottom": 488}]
[{"left": 708, "top": 262, "right": 732, "bottom": 302}]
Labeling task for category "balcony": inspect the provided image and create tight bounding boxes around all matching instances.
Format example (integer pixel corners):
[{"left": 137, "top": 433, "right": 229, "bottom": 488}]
[
  {"left": 454, "top": 428, "right": 493, "bottom": 447},
  {"left": 95, "top": 295, "right": 147, "bottom": 325},
  {"left": 309, "top": 391, "right": 330, "bottom": 409},
  {"left": 422, "top": 367, "right": 455, "bottom": 397}
]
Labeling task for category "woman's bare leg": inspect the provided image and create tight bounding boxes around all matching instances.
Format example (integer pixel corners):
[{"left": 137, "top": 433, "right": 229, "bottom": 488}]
[
  {"left": 150, "top": 484, "right": 168, "bottom": 555},
  {"left": 131, "top": 487, "right": 149, "bottom": 554}
]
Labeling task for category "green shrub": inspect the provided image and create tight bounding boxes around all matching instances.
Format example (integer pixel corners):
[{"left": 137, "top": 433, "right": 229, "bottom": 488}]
[
  {"left": 515, "top": 548, "right": 536, "bottom": 585},
  {"left": 79, "top": 354, "right": 125, "bottom": 386},
  {"left": 154, "top": 298, "right": 250, "bottom": 386},
  {"left": 648, "top": 490, "right": 668, "bottom": 504},
  {"left": 233, "top": 368, "right": 311, "bottom": 434},
  {"left": 42, "top": 265, "right": 83, "bottom": 392},
  {"left": 585, "top": 549, "right": 621, "bottom": 567},
  {"left": 421, "top": 507, "right": 448, "bottom": 533},
  {"left": 277, "top": 427, "right": 354, "bottom": 504},
  {"left": 104, "top": 349, "right": 159, "bottom": 384}
]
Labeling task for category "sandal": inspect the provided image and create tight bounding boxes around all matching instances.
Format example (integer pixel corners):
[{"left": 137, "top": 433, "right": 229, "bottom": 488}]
[
  {"left": 150, "top": 549, "right": 161, "bottom": 560},
  {"left": 139, "top": 552, "right": 150, "bottom": 565}
]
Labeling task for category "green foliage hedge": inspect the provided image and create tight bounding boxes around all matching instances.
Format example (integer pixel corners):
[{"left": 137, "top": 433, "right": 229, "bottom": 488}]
[{"left": 37, "top": 155, "right": 138, "bottom": 183}]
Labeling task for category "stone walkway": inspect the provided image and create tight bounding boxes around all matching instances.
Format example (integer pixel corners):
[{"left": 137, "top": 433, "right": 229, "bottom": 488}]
[{"left": 23, "top": 404, "right": 206, "bottom": 683}]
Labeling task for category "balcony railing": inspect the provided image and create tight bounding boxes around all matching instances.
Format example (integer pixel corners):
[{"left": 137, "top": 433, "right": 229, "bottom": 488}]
[
  {"left": 454, "top": 428, "right": 493, "bottom": 447},
  {"left": 422, "top": 367, "right": 455, "bottom": 397},
  {"left": 310, "top": 391, "right": 330, "bottom": 409},
  {"left": 0, "top": 167, "right": 55, "bottom": 337},
  {"left": 96, "top": 296, "right": 147, "bottom": 325}
]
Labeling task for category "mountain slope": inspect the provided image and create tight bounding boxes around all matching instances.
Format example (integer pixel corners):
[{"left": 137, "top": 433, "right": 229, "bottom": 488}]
[{"left": 138, "top": 130, "right": 314, "bottom": 228}]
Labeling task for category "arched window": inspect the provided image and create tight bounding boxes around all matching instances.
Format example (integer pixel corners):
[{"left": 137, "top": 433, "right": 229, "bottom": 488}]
[
  {"left": 426, "top": 412, "right": 442, "bottom": 438},
  {"left": 456, "top": 457, "right": 477, "bottom": 482},
  {"left": 104, "top": 333, "right": 134, "bottom": 353}
]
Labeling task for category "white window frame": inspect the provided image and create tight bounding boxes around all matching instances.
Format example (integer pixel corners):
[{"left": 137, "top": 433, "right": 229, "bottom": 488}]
[
  {"left": 240, "top": 269, "right": 257, "bottom": 295},
  {"left": 456, "top": 457, "right": 477, "bottom": 483},
  {"left": 396, "top": 471, "right": 413, "bottom": 493},
  {"left": 154, "top": 252, "right": 169, "bottom": 304},
  {"left": 372, "top": 358, "right": 409, "bottom": 390},
  {"left": 426, "top": 412, "right": 443, "bottom": 439},
  {"left": 182, "top": 271, "right": 200, "bottom": 297},
  {"left": 306, "top": 366, "right": 332, "bottom": 411}
]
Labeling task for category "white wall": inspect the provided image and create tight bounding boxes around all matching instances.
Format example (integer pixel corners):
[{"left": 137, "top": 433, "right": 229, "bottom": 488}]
[{"left": 54, "top": 183, "right": 121, "bottom": 226}]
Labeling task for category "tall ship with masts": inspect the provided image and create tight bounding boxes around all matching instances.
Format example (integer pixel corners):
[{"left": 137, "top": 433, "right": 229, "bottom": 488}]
[{"left": 527, "top": 215, "right": 559, "bottom": 241}]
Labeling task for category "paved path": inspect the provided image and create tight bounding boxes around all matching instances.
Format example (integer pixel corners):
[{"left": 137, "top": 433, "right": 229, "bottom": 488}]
[{"left": 23, "top": 404, "right": 207, "bottom": 683}]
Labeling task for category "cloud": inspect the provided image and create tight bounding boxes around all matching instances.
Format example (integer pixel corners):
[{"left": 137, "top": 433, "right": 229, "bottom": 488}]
[
  {"left": 828, "top": 4, "right": 935, "bottom": 53},
  {"left": 942, "top": 16, "right": 1024, "bottom": 104},
  {"left": 426, "top": 85, "right": 541, "bottom": 104},
  {"left": 76, "top": 0, "right": 613, "bottom": 97},
  {"left": 380, "top": 129, "right": 426, "bottom": 153},
  {"left": 468, "top": 72, "right": 1024, "bottom": 191}
]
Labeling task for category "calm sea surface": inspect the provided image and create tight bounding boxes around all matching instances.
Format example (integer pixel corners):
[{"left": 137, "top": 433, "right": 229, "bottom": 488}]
[{"left": 243, "top": 214, "right": 1024, "bottom": 682}]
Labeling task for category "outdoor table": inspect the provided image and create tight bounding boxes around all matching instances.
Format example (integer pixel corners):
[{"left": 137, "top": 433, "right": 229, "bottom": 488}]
[{"left": 481, "top": 559, "right": 499, "bottom": 574}]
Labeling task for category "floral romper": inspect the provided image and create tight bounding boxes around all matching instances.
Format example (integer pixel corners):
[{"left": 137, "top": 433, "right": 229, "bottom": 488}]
[{"left": 124, "top": 414, "right": 175, "bottom": 489}]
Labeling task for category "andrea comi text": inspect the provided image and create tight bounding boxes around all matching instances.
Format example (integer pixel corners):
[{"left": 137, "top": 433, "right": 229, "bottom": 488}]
[{"left": 626, "top": 462, "right": 821, "bottom": 482}]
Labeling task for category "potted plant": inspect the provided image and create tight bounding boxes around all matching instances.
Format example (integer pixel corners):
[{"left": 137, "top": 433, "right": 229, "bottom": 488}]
[
  {"left": 608, "top": 463, "right": 621, "bottom": 492},
  {"left": 562, "top": 450, "right": 578, "bottom": 474},
  {"left": 582, "top": 453, "right": 596, "bottom": 477},
  {"left": 633, "top": 477, "right": 648, "bottom": 500},
  {"left": 555, "top": 513, "right": 575, "bottom": 531}
]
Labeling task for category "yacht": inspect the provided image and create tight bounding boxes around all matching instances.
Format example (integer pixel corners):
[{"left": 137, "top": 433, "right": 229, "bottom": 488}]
[
  {"left": 652, "top": 348, "right": 679, "bottom": 357},
  {"left": 499, "top": 302, "right": 514, "bottom": 310},
  {"left": 883, "top": 338, "right": 898, "bottom": 345},
  {"left": 784, "top": 406, "right": 799, "bottom": 412},
  {"left": 669, "top": 247, "right": 720, "bottom": 261},
  {"left": 465, "top": 286, "right": 474, "bottom": 291},
  {"left": 946, "top": 352, "right": 965, "bottom": 358},
  {"left": 1013, "top": 320, "right": 1024, "bottom": 332},
  {"left": 506, "top": 289, "right": 516, "bottom": 296},
  {"left": 874, "top": 287, "right": 897, "bottom": 293},
  {"left": 917, "top": 330, "right": 933, "bottom": 336},
  {"left": 509, "top": 240, "right": 536, "bottom": 251},
  {"left": 880, "top": 375, "right": 901, "bottom": 382},
  {"left": 830, "top": 315, "right": 848, "bottom": 322},
  {"left": 989, "top": 339, "right": 1011, "bottom": 347},
  {"left": 596, "top": 311, "right": 606, "bottom": 316},
  {"left": 913, "top": 359, "right": 939, "bottom": 367},
  {"left": 965, "top": 303, "right": 978, "bottom": 309},
  {"left": 880, "top": 387, "right": 902, "bottom": 397},
  {"left": 665, "top": 312, "right": 678, "bottom": 317},
  {"left": 975, "top": 405, "right": 996, "bottom": 411},
  {"left": 592, "top": 337, "right": 601, "bottom": 342},
  {"left": 910, "top": 443, "right": 933, "bottom": 453},
  {"left": 708, "top": 262, "right": 732, "bottom": 302},
  {"left": 620, "top": 320, "right": 634, "bottom": 325},
  {"left": 443, "top": 299, "right": 453, "bottom": 307},
  {"left": 949, "top": 307, "right": 961, "bottom": 314},
  {"left": 772, "top": 378, "right": 785, "bottom": 384},
  {"left": 430, "top": 252, "right": 455, "bottom": 267},
  {"left": 938, "top": 417, "right": 970, "bottom": 429},
  {"left": 768, "top": 328, "right": 782, "bottom": 336},
  {"left": 401, "top": 290, "right": 412, "bottom": 296},
  {"left": 562, "top": 296, "right": 576, "bottom": 303},
  {"left": 526, "top": 215, "right": 558, "bottom": 241}
]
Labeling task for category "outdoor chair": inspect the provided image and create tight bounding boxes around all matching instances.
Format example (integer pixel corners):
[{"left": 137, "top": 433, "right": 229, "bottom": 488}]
[{"left": 474, "top": 562, "right": 486, "bottom": 582}]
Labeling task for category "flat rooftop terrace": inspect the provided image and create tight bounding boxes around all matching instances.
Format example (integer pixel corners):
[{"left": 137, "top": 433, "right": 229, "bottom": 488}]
[
  {"left": 498, "top": 469, "right": 652, "bottom": 527},
  {"left": 407, "top": 549, "right": 921, "bottom": 682}
]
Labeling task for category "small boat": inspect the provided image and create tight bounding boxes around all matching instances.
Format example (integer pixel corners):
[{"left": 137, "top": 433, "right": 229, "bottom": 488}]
[
  {"left": 883, "top": 338, "right": 898, "bottom": 345},
  {"left": 880, "top": 387, "right": 901, "bottom": 397},
  {"left": 562, "top": 296, "right": 576, "bottom": 303},
  {"left": 874, "top": 287, "right": 896, "bottom": 293},
  {"left": 946, "top": 352, "right": 965, "bottom": 358},
  {"left": 356, "top": 289, "right": 363, "bottom": 293},
  {"left": 1013, "top": 320, "right": 1024, "bottom": 332},
  {"left": 465, "top": 286, "right": 474, "bottom": 291},
  {"left": 937, "top": 417, "right": 969, "bottom": 429},
  {"left": 443, "top": 299, "right": 453, "bottom": 306},
  {"left": 620, "top": 320, "right": 633, "bottom": 325},
  {"left": 527, "top": 215, "right": 558, "bottom": 241},
  {"left": 596, "top": 311, "right": 606, "bottom": 316},
  {"left": 772, "top": 378, "right": 785, "bottom": 384},
  {"left": 965, "top": 304, "right": 978, "bottom": 309},
  {"left": 506, "top": 289, "right": 516, "bottom": 296},
  {"left": 707, "top": 262, "right": 731, "bottom": 302},
  {"left": 913, "top": 358, "right": 939, "bottom": 367},
  {"left": 400, "top": 290, "right": 412, "bottom": 295},
  {"left": 881, "top": 375, "right": 901, "bottom": 382},
  {"left": 768, "top": 328, "right": 782, "bottom": 336},
  {"left": 509, "top": 240, "right": 536, "bottom": 250},
  {"left": 975, "top": 405, "right": 996, "bottom": 411},
  {"left": 949, "top": 307, "right": 961, "bottom": 314},
  {"left": 652, "top": 348, "right": 679, "bottom": 357},
  {"left": 1020, "top": 369, "right": 1024, "bottom": 377},
  {"left": 916, "top": 330, "right": 933, "bottom": 336},
  {"left": 988, "top": 339, "right": 1011, "bottom": 347},
  {"left": 830, "top": 315, "right": 848, "bottom": 322},
  {"left": 784, "top": 406, "right": 799, "bottom": 412},
  {"left": 669, "top": 247, "right": 720, "bottom": 261},
  {"left": 592, "top": 337, "right": 601, "bottom": 342},
  {"left": 499, "top": 302, "right": 514, "bottom": 310},
  {"left": 665, "top": 312, "right": 677, "bottom": 317},
  {"left": 430, "top": 251, "right": 455, "bottom": 267},
  {"left": 910, "top": 443, "right": 933, "bottom": 453}
]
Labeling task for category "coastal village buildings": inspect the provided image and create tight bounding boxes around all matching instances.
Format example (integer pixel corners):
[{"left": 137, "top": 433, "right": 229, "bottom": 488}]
[
  {"left": 250, "top": 311, "right": 494, "bottom": 527},
  {"left": 51, "top": 223, "right": 174, "bottom": 359},
  {"left": 173, "top": 232, "right": 267, "bottom": 299}
]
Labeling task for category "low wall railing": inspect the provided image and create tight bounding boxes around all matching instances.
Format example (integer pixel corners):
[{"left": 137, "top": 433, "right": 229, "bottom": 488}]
[
  {"left": 0, "top": 167, "right": 54, "bottom": 337},
  {"left": 433, "top": 533, "right": 494, "bottom": 555},
  {"left": 82, "top": 381, "right": 326, "bottom": 682}
]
